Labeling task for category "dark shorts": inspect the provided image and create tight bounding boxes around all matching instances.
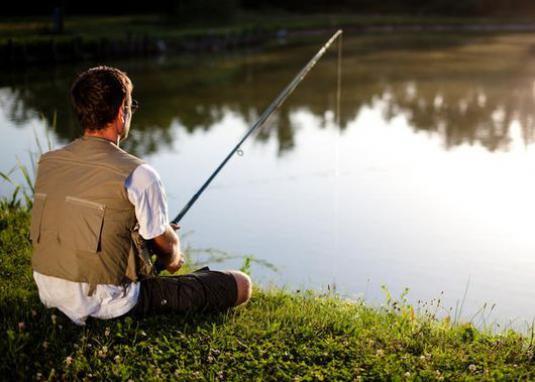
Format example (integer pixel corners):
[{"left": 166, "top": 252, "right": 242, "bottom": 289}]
[{"left": 131, "top": 267, "right": 238, "bottom": 316}]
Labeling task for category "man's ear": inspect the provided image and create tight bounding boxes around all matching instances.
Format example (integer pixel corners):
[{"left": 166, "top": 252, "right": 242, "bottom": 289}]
[{"left": 116, "top": 104, "right": 126, "bottom": 124}]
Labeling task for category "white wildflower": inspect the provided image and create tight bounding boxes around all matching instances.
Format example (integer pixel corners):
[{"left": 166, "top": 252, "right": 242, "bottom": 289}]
[{"left": 98, "top": 346, "right": 108, "bottom": 358}]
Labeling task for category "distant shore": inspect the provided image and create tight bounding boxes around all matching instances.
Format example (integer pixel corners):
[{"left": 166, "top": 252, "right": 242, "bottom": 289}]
[{"left": 2, "top": 13, "right": 535, "bottom": 67}]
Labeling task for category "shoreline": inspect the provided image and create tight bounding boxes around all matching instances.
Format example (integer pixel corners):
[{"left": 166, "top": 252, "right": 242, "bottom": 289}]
[{"left": 2, "top": 14, "right": 535, "bottom": 67}]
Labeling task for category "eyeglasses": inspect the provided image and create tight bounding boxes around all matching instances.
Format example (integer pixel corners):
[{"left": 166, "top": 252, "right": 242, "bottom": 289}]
[
  {"left": 130, "top": 99, "right": 139, "bottom": 114},
  {"left": 125, "top": 99, "right": 139, "bottom": 115}
]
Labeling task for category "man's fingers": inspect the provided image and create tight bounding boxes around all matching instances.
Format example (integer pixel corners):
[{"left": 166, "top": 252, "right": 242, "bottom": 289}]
[
  {"left": 170, "top": 223, "right": 180, "bottom": 231},
  {"left": 166, "top": 256, "right": 184, "bottom": 274}
]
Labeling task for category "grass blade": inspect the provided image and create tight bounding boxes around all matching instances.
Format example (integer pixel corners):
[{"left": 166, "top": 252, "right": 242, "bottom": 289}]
[
  {"left": 9, "top": 186, "right": 20, "bottom": 208},
  {"left": 29, "top": 150, "right": 37, "bottom": 179},
  {"left": 16, "top": 156, "right": 34, "bottom": 195},
  {"left": 0, "top": 166, "right": 17, "bottom": 185},
  {"left": 23, "top": 192, "right": 33, "bottom": 209},
  {"left": 33, "top": 127, "right": 43, "bottom": 155},
  {"left": 0, "top": 171, "right": 13, "bottom": 183},
  {"left": 48, "top": 110, "right": 57, "bottom": 151}
]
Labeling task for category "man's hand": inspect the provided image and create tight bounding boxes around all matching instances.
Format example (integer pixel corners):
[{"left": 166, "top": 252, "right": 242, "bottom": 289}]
[
  {"left": 151, "top": 224, "right": 183, "bottom": 274},
  {"left": 165, "top": 255, "right": 185, "bottom": 274},
  {"left": 164, "top": 223, "right": 182, "bottom": 273}
]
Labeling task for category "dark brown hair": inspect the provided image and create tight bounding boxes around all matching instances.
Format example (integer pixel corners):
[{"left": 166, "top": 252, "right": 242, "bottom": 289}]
[{"left": 70, "top": 66, "right": 132, "bottom": 131}]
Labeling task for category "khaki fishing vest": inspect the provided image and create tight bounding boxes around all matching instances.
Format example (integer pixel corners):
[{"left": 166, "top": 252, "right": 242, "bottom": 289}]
[{"left": 31, "top": 136, "right": 154, "bottom": 292}]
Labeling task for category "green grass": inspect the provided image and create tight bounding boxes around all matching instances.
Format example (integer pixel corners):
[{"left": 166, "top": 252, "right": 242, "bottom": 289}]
[{"left": 1, "top": 200, "right": 535, "bottom": 380}]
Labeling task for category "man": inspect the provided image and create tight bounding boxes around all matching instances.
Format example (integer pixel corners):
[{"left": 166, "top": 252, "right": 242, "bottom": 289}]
[{"left": 30, "top": 66, "right": 252, "bottom": 325}]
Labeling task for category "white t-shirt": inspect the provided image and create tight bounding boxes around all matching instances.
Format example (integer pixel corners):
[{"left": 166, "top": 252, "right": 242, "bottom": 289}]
[{"left": 33, "top": 164, "right": 169, "bottom": 325}]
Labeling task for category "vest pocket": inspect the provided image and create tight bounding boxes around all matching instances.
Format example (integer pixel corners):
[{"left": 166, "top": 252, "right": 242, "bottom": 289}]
[
  {"left": 60, "top": 196, "right": 105, "bottom": 253},
  {"left": 30, "top": 193, "right": 47, "bottom": 243}
]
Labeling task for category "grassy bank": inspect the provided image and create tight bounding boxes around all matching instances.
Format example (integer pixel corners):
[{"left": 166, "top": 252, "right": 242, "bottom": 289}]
[
  {"left": 1, "top": 200, "right": 534, "bottom": 380},
  {"left": 3, "top": 13, "right": 535, "bottom": 66}
]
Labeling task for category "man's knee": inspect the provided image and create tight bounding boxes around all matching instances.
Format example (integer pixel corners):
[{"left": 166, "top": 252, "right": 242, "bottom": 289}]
[{"left": 227, "top": 270, "right": 252, "bottom": 306}]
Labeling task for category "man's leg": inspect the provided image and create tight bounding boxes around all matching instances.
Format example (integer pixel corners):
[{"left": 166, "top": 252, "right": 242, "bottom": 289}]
[
  {"left": 132, "top": 268, "right": 252, "bottom": 316},
  {"left": 227, "top": 270, "right": 252, "bottom": 306}
]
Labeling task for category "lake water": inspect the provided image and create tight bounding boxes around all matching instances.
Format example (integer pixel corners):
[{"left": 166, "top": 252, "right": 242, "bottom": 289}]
[{"left": 2, "top": 32, "right": 535, "bottom": 329}]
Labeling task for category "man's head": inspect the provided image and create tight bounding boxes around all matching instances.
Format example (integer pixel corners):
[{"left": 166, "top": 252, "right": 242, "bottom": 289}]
[{"left": 70, "top": 66, "right": 134, "bottom": 141}]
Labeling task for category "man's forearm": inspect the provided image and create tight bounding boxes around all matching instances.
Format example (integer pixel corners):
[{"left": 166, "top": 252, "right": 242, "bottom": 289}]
[{"left": 151, "top": 225, "right": 182, "bottom": 267}]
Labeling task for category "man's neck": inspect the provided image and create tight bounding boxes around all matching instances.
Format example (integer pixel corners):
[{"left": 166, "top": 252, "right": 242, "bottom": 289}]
[{"left": 83, "top": 128, "right": 120, "bottom": 146}]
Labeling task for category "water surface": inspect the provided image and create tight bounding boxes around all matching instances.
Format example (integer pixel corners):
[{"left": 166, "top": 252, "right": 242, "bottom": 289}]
[{"left": 2, "top": 32, "right": 535, "bottom": 328}]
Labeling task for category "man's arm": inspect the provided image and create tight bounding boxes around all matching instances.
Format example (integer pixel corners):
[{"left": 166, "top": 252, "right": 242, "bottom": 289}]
[
  {"left": 125, "top": 164, "right": 183, "bottom": 274},
  {"left": 151, "top": 224, "right": 183, "bottom": 274}
]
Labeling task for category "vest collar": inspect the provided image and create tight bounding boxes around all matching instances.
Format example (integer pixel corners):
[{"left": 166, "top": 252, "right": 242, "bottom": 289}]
[{"left": 81, "top": 135, "right": 118, "bottom": 146}]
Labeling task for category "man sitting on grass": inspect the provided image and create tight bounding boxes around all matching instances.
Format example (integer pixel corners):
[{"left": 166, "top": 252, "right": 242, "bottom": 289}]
[{"left": 29, "top": 66, "right": 252, "bottom": 325}]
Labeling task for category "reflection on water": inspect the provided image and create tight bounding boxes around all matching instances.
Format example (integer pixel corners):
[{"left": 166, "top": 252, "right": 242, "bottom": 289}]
[
  {"left": 4, "top": 33, "right": 535, "bottom": 156},
  {"left": 3, "top": 32, "right": 535, "bottom": 327}
]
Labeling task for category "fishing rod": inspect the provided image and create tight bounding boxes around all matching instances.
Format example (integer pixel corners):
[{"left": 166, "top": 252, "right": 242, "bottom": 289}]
[{"left": 171, "top": 29, "right": 343, "bottom": 225}]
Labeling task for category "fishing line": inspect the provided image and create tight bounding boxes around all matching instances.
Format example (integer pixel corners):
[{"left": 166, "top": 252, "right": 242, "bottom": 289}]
[
  {"left": 333, "top": 31, "right": 343, "bottom": 279},
  {"left": 336, "top": 32, "right": 343, "bottom": 131},
  {"left": 334, "top": 30, "right": 343, "bottom": 178}
]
